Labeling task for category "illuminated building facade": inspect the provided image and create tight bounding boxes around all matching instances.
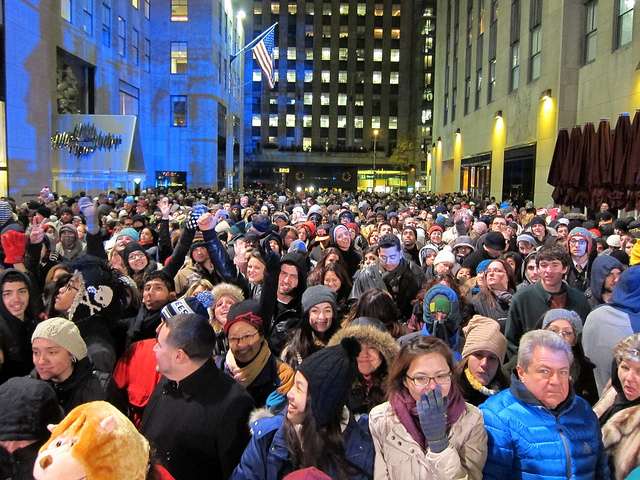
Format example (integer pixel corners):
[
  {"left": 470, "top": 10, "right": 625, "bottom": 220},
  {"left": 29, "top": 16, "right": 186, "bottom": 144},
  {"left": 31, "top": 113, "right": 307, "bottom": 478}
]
[
  {"left": 243, "top": 0, "right": 436, "bottom": 192},
  {"left": 431, "top": 0, "right": 640, "bottom": 205}
]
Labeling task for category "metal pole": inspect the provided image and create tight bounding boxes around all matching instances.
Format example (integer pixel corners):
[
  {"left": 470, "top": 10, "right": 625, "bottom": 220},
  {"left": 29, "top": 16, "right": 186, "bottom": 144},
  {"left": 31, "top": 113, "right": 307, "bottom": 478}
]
[{"left": 373, "top": 129, "right": 379, "bottom": 191}]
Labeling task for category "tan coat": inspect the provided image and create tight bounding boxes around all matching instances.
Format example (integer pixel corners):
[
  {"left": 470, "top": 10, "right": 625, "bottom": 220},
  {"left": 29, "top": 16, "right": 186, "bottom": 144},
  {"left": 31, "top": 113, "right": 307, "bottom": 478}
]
[{"left": 369, "top": 401, "right": 486, "bottom": 480}]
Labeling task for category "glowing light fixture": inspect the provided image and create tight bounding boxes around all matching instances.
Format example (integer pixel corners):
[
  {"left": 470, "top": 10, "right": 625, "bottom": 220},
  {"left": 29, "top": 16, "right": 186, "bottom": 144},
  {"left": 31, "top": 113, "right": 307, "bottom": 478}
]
[
  {"left": 455, "top": 128, "right": 461, "bottom": 136},
  {"left": 494, "top": 110, "right": 503, "bottom": 119},
  {"left": 540, "top": 89, "right": 552, "bottom": 101}
]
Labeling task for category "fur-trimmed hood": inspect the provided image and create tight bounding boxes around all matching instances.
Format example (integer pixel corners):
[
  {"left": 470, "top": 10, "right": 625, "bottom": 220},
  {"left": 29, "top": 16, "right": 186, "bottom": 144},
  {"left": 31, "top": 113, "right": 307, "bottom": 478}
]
[{"left": 327, "top": 324, "right": 399, "bottom": 368}]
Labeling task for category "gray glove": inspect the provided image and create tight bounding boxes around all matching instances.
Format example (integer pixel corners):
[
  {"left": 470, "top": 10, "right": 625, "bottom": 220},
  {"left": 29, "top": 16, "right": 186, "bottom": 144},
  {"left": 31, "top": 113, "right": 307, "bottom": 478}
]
[{"left": 417, "top": 386, "right": 449, "bottom": 453}]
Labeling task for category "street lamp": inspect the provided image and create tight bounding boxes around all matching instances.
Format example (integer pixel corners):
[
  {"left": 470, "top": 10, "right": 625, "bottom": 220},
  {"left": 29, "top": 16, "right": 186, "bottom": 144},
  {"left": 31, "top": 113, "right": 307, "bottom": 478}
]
[{"left": 373, "top": 129, "right": 379, "bottom": 190}]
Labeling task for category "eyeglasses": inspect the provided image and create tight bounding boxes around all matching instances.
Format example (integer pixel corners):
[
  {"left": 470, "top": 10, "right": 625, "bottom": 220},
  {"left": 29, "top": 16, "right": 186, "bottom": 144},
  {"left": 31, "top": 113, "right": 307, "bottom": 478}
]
[
  {"left": 228, "top": 332, "right": 259, "bottom": 345},
  {"left": 62, "top": 280, "right": 79, "bottom": 293},
  {"left": 405, "top": 372, "right": 451, "bottom": 387},
  {"left": 547, "top": 328, "right": 575, "bottom": 338},
  {"left": 128, "top": 252, "right": 146, "bottom": 260},
  {"left": 486, "top": 268, "right": 506, "bottom": 275},
  {"left": 568, "top": 239, "right": 587, "bottom": 246}
]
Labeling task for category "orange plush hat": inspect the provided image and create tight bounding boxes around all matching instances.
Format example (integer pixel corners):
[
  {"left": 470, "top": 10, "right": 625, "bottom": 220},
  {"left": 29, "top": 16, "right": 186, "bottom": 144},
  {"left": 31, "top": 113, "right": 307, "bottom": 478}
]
[{"left": 34, "top": 401, "right": 150, "bottom": 480}]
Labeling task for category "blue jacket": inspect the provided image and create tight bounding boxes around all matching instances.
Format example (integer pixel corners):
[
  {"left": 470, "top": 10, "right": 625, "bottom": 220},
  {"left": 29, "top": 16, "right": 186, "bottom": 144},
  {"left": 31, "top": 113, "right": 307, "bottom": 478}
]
[
  {"left": 480, "top": 375, "right": 609, "bottom": 480},
  {"left": 230, "top": 412, "right": 374, "bottom": 480}
]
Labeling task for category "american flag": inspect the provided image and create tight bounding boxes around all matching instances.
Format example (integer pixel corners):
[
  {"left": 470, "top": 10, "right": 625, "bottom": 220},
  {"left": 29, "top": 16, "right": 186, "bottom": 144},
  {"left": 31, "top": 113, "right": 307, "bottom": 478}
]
[{"left": 252, "top": 27, "right": 276, "bottom": 89}]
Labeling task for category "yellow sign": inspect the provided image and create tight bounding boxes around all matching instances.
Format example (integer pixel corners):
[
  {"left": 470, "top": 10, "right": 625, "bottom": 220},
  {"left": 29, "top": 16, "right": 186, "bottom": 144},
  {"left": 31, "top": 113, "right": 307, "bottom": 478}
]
[{"left": 279, "top": 168, "right": 290, "bottom": 173}]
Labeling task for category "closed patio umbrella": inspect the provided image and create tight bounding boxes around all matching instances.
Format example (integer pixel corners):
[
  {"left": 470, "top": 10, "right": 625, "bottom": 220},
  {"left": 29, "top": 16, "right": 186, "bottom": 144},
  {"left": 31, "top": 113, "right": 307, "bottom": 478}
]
[{"left": 549, "top": 128, "right": 569, "bottom": 205}]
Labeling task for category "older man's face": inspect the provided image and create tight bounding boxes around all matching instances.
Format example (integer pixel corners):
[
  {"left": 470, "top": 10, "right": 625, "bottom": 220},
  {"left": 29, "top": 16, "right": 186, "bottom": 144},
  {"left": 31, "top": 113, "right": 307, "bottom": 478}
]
[{"left": 516, "top": 346, "right": 570, "bottom": 410}]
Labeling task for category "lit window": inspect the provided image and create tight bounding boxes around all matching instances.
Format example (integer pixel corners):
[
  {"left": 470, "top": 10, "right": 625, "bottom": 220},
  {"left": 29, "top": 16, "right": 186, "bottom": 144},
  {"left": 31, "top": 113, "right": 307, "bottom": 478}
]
[
  {"left": 171, "top": 42, "right": 187, "bottom": 74},
  {"left": 389, "top": 117, "right": 398, "bottom": 129},
  {"left": 273, "top": 47, "right": 279, "bottom": 59},
  {"left": 320, "top": 116, "right": 330, "bottom": 128},
  {"left": 391, "top": 29, "right": 400, "bottom": 39},
  {"left": 305, "top": 71, "right": 313, "bottom": 82},
  {"left": 373, "top": 72, "right": 382, "bottom": 84},
  {"left": 171, "top": 0, "right": 188, "bottom": 21},
  {"left": 374, "top": 5, "right": 383, "bottom": 15},
  {"left": 338, "top": 71, "right": 347, "bottom": 83},
  {"left": 286, "top": 114, "right": 295, "bottom": 127},
  {"left": 62, "top": 0, "right": 72, "bottom": 21},
  {"left": 287, "top": 47, "right": 296, "bottom": 60},
  {"left": 303, "top": 138, "right": 312, "bottom": 150},
  {"left": 253, "top": 70, "right": 262, "bottom": 82},
  {"left": 373, "top": 49, "right": 383, "bottom": 61},
  {"left": 304, "top": 93, "right": 313, "bottom": 104},
  {"left": 287, "top": 70, "right": 296, "bottom": 82},
  {"left": 372, "top": 117, "right": 381, "bottom": 128},
  {"left": 337, "top": 116, "right": 347, "bottom": 128},
  {"left": 321, "top": 94, "right": 330, "bottom": 105},
  {"left": 390, "top": 49, "right": 400, "bottom": 61},
  {"left": 306, "top": 48, "right": 313, "bottom": 60},
  {"left": 339, "top": 48, "right": 348, "bottom": 60},
  {"left": 340, "top": 3, "right": 349, "bottom": 14},
  {"left": 132, "top": 0, "right": 138, "bottom": 8},
  {"left": 303, "top": 115, "right": 312, "bottom": 127},
  {"left": 171, "top": 96, "right": 187, "bottom": 126},
  {"left": 322, "top": 71, "right": 331, "bottom": 82},
  {"left": 269, "top": 116, "right": 278, "bottom": 126},
  {"left": 357, "top": 3, "right": 366, "bottom": 15},
  {"left": 374, "top": 28, "right": 383, "bottom": 39},
  {"left": 322, "top": 48, "right": 331, "bottom": 60},
  {"left": 288, "top": 3, "right": 297, "bottom": 14},
  {"left": 252, "top": 115, "right": 261, "bottom": 126},
  {"left": 354, "top": 116, "right": 364, "bottom": 128},
  {"left": 254, "top": 4, "right": 262, "bottom": 14},
  {"left": 271, "top": 3, "right": 280, "bottom": 14},
  {"left": 390, "top": 72, "right": 399, "bottom": 84},
  {"left": 338, "top": 93, "right": 347, "bottom": 105}
]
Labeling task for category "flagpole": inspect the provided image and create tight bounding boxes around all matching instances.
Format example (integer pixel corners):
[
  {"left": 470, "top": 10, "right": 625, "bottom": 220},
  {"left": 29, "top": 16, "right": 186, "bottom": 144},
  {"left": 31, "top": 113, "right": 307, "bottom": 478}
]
[{"left": 231, "top": 23, "right": 278, "bottom": 62}]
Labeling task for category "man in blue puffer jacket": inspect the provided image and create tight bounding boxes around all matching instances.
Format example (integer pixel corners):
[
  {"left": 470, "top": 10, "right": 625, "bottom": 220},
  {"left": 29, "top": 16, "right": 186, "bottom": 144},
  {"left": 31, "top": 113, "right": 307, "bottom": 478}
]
[{"left": 480, "top": 329, "right": 609, "bottom": 480}]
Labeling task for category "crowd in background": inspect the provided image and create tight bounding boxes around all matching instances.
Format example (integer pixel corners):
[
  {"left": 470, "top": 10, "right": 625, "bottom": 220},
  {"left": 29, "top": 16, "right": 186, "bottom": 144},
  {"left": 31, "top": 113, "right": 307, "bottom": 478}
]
[{"left": 1, "top": 185, "right": 640, "bottom": 480}]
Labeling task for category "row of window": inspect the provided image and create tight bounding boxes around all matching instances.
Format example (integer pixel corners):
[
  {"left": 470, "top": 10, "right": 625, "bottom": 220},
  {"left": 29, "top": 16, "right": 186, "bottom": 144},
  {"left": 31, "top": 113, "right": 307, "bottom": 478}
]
[
  {"left": 252, "top": 115, "right": 399, "bottom": 130},
  {"left": 443, "top": 0, "right": 634, "bottom": 125},
  {"left": 255, "top": 3, "right": 401, "bottom": 16},
  {"left": 62, "top": 0, "right": 149, "bottom": 24},
  {"left": 268, "top": 47, "right": 401, "bottom": 62},
  {"left": 251, "top": 70, "right": 400, "bottom": 84}
]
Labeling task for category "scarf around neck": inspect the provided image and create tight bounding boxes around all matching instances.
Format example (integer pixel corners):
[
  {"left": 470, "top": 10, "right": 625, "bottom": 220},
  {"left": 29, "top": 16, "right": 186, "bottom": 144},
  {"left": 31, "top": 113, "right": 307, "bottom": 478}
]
[
  {"left": 224, "top": 338, "right": 270, "bottom": 387},
  {"left": 389, "top": 382, "right": 466, "bottom": 451}
]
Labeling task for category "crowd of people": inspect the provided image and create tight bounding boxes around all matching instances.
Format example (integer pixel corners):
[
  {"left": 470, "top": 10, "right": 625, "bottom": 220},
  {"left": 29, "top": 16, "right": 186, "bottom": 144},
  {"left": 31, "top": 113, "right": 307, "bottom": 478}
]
[{"left": 1, "top": 185, "right": 640, "bottom": 480}]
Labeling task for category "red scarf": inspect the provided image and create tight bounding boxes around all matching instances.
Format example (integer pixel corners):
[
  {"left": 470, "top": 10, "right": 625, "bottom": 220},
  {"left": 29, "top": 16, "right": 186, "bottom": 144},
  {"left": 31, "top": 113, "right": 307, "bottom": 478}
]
[{"left": 389, "top": 383, "right": 466, "bottom": 451}]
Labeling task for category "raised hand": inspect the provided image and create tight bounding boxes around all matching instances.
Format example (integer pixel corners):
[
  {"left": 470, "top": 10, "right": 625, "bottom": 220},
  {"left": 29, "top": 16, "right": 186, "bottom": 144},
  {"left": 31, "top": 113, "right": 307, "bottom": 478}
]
[
  {"left": 158, "top": 197, "right": 171, "bottom": 219},
  {"left": 416, "top": 386, "right": 450, "bottom": 453},
  {"left": 30, "top": 216, "right": 48, "bottom": 244},
  {"left": 197, "top": 212, "right": 216, "bottom": 231}
]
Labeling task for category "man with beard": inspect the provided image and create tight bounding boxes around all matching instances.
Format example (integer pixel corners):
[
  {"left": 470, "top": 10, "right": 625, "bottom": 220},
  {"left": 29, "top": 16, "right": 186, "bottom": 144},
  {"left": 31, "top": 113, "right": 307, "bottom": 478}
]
[
  {"left": 586, "top": 255, "right": 623, "bottom": 307},
  {"left": 401, "top": 226, "right": 420, "bottom": 265},
  {"left": 350, "top": 234, "right": 425, "bottom": 322}
]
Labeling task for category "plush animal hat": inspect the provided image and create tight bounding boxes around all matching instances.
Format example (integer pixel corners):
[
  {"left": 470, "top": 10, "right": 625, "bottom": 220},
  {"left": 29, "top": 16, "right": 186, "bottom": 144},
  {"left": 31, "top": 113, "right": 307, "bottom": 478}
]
[{"left": 34, "top": 401, "right": 149, "bottom": 480}]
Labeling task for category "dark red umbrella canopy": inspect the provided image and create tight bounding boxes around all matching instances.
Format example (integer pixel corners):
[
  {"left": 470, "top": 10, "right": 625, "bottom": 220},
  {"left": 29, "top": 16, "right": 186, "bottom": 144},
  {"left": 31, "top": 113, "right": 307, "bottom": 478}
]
[
  {"left": 627, "top": 110, "right": 640, "bottom": 210},
  {"left": 610, "top": 113, "right": 631, "bottom": 210},
  {"left": 549, "top": 128, "right": 569, "bottom": 205},
  {"left": 576, "top": 122, "right": 597, "bottom": 209},
  {"left": 560, "top": 125, "right": 583, "bottom": 206},
  {"left": 590, "top": 119, "right": 612, "bottom": 208}
]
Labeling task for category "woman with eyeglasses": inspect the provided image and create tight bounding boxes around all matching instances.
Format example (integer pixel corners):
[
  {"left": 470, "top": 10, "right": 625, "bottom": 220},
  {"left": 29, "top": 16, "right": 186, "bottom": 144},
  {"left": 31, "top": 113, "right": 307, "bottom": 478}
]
[
  {"left": 369, "top": 335, "right": 487, "bottom": 479},
  {"left": 471, "top": 259, "right": 517, "bottom": 333},
  {"left": 217, "top": 299, "right": 294, "bottom": 413}
]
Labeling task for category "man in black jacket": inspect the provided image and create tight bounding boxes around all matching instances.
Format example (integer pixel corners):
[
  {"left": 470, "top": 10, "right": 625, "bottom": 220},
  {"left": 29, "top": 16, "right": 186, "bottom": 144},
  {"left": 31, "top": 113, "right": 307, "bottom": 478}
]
[{"left": 141, "top": 313, "right": 254, "bottom": 480}]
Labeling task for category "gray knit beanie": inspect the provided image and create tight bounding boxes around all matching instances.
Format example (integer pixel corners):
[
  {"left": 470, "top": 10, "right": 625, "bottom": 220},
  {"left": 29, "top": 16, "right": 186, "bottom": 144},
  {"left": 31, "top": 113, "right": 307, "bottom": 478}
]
[
  {"left": 32, "top": 318, "right": 87, "bottom": 360},
  {"left": 301, "top": 285, "right": 338, "bottom": 316},
  {"left": 542, "top": 309, "right": 583, "bottom": 337}
]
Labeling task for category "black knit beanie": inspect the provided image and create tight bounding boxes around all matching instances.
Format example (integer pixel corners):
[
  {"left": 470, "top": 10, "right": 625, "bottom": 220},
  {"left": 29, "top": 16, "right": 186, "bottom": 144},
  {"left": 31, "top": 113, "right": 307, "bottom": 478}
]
[
  {"left": 301, "top": 285, "right": 337, "bottom": 316},
  {"left": 298, "top": 337, "right": 361, "bottom": 426}
]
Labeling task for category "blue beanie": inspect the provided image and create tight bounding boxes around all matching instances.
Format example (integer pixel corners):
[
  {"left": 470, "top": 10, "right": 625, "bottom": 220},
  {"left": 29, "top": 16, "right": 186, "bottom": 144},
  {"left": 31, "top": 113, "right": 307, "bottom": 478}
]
[{"left": 117, "top": 227, "right": 140, "bottom": 242}]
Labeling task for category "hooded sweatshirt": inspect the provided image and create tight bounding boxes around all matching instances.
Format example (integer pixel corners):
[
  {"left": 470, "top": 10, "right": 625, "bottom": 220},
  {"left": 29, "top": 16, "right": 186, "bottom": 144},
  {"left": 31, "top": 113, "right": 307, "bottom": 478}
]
[
  {"left": 589, "top": 255, "right": 624, "bottom": 305},
  {"left": 421, "top": 284, "right": 462, "bottom": 357},
  {"left": 584, "top": 266, "right": 640, "bottom": 394},
  {"left": 0, "top": 269, "right": 39, "bottom": 385}
]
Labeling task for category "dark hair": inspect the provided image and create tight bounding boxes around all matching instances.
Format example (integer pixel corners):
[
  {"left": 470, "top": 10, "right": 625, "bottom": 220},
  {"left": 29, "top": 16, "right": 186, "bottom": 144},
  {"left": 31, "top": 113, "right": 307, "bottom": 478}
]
[
  {"left": 377, "top": 233, "right": 401, "bottom": 250},
  {"left": 322, "top": 262, "right": 353, "bottom": 303},
  {"left": 1, "top": 271, "right": 29, "bottom": 287},
  {"left": 144, "top": 270, "right": 175, "bottom": 293},
  {"left": 500, "top": 251, "right": 523, "bottom": 283},
  {"left": 283, "top": 301, "right": 340, "bottom": 367},
  {"left": 536, "top": 243, "right": 570, "bottom": 268},
  {"left": 484, "top": 258, "right": 517, "bottom": 292},
  {"left": 140, "top": 226, "right": 159, "bottom": 245},
  {"left": 387, "top": 336, "right": 455, "bottom": 397},
  {"left": 307, "top": 247, "right": 347, "bottom": 287},
  {"left": 164, "top": 313, "right": 216, "bottom": 360},
  {"left": 343, "top": 288, "right": 403, "bottom": 337},
  {"left": 363, "top": 244, "right": 379, "bottom": 256},
  {"left": 281, "top": 393, "right": 353, "bottom": 480}
]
